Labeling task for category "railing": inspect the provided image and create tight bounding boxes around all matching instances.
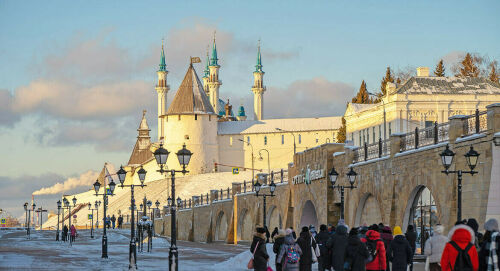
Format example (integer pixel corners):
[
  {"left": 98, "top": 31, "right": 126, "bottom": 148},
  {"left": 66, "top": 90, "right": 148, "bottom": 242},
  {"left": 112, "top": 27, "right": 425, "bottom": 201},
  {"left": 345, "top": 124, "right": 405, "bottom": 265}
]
[
  {"left": 354, "top": 138, "right": 390, "bottom": 163},
  {"left": 463, "top": 109, "right": 487, "bottom": 136}
]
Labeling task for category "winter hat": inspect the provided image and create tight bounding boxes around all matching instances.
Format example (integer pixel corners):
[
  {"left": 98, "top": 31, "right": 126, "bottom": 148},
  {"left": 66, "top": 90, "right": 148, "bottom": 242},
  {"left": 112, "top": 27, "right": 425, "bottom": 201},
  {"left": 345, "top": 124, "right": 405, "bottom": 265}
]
[
  {"left": 484, "top": 218, "right": 499, "bottom": 232},
  {"left": 337, "top": 219, "right": 346, "bottom": 227},
  {"left": 257, "top": 227, "right": 266, "bottom": 234},
  {"left": 320, "top": 224, "right": 327, "bottom": 231},
  {"left": 382, "top": 226, "right": 392, "bottom": 234},
  {"left": 434, "top": 224, "right": 445, "bottom": 234},
  {"left": 301, "top": 226, "right": 309, "bottom": 233},
  {"left": 466, "top": 218, "right": 479, "bottom": 233},
  {"left": 368, "top": 224, "right": 379, "bottom": 231},
  {"left": 393, "top": 226, "right": 403, "bottom": 235},
  {"left": 349, "top": 227, "right": 359, "bottom": 236},
  {"left": 285, "top": 228, "right": 293, "bottom": 235}
]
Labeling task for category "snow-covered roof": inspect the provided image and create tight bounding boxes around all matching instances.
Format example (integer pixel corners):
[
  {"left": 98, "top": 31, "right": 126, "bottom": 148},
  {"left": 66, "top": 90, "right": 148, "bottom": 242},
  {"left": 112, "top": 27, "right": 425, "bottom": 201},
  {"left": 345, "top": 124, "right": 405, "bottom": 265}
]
[
  {"left": 218, "top": 116, "right": 342, "bottom": 135},
  {"left": 396, "top": 76, "right": 500, "bottom": 95},
  {"left": 348, "top": 103, "right": 377, "bottom": 113}
]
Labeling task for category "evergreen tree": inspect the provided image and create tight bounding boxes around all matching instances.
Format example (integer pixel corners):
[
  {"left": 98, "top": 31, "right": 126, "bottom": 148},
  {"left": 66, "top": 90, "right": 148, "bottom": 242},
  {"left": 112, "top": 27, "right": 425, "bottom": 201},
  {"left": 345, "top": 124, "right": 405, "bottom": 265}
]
[
  {"left": 352, "top": 80, "right": 370, "bottom": 103},
  {"left": 380, "top": 67, "right": 394, "bottom": 96},
  {"left": 457, "top": 53, "right": 480, "bottom": 77},
  {"left": 490, "top": 64, "right": 499, "bottom": 83},
  {"left": 434, "top": 59, "right": 446, "bottom": 77},
  {"left": 336, "top": 117, "right": 346, "bottom": 143}
]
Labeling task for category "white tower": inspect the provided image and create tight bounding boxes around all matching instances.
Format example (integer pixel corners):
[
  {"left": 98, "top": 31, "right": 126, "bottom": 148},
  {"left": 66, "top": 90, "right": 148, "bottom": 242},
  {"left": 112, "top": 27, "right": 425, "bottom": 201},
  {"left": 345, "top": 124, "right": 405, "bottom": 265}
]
[
  {"left": 202, "top": 48, "right": 210, "bottom": 96},
  {"left": 252, "top": 41, "right": 266, "bottom": 120},
  {"left": 207, "top": 33, "right": 222, "bottom": 115},
  {"left": 155, "top": 41, "right": 169, "bottom": 141}
]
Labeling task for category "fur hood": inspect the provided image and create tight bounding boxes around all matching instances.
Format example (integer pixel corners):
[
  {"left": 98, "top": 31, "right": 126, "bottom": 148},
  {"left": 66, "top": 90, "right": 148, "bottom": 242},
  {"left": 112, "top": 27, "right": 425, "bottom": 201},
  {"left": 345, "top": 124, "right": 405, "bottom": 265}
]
[
  {"left": 447, "top": 224, "right": 475, "bottom": 244},
  {"left": 254, "top": 232, "right": 266, "bottom": 240}
]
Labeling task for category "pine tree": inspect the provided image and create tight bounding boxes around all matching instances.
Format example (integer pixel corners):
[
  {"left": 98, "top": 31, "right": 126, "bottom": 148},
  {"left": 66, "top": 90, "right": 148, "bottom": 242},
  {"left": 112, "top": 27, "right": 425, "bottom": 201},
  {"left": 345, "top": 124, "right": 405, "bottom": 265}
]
[
  {"left": 434, "top": 59, "right": 446, "bottom": 77},
  {"left": 490, "top": 64, "right": 499, "bottom": 83},
  {"left": 336, "top": 117, "right": 346, "bottom": 143},
  {"left": 380, "top": 67, "right": 394, "bottom": 96},
  {"left": 352, "top": 80, "right": 370, "bottom": 103},
  {"left": 457, "top": 53, "right": 480, "bottom": 77}
]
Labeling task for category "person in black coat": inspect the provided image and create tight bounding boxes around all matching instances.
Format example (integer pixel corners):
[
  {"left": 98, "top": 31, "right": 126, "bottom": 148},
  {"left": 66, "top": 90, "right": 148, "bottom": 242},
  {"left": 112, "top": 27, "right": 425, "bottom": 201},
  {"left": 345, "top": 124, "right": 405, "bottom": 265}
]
[
  {"left": 388, "top": 227, "right": 413, "bottom": 271},
  {"left": 62, "top": 225, "right": 68, "bottom": 242},
  {"left": 297, "top": 226, "right": 317, "bottom": 271},
  {"left": 271, "top": 227, "right": 279, "bottom": 241},
  {"left": 345, "top": 227, "right": 369, "bottom": 271},
  {"left": 478, "top": 218, "right": 500, "bottom": 271},
  {"left": 250, "top": 227, "right": 269, "bottom": 271},
  {"left": 315, "top": 224, "right": 331, "bottom": 271},
  {"left": 404, "top": 225, "right": 416, "bottom": 271},
  {"left": 327, "top": 224, "right": 348, "bottom": 271},
  {"left": 273, "top": 229, "right": 286, "bottom": 271}
]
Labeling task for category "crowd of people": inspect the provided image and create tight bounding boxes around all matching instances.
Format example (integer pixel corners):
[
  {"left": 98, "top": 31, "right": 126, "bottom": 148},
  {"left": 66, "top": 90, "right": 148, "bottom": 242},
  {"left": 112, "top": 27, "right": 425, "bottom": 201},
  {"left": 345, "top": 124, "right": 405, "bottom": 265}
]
[{"left": 249, "top": 218, "right": 500, "bottom": 271}]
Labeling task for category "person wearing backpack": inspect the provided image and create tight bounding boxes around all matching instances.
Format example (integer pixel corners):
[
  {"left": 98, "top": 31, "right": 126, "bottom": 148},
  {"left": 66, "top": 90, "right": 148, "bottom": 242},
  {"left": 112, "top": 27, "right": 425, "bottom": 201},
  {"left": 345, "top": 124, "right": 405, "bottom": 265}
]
[
  {"left": 297, "top": 226, "right": 317, "bottom": 271},
  {"left": 405, "top": 225, "right": 417, "bottom": 271},
  {"left": 364, "top": 229, "right": 387, "bottom": 271},
  {"left": 440, "top": 224, "right": 479, "bottom": 271},
  {"left": 315, "top": 224, "right": 332, "bottom": 271},
  {"left": 250, "top": 227, "right": 270, "bottom": 271},
  {"left": 274, "top": 229, "right": 287, "bottom": 271},
  {"left": 380, "top": 226, "right": 393, "bottom": 271},
  {"left": 387, "top": 226, "right": 412, "bottom": 271},
  {"left": 278, "top": 231, "right": 303, "bottom": 271},
  {"left": 327, "top": 224, "right": 349, "bottom": 271},
  {"left": 424, "top": 224, "right": 448, "bottom": 271},
  {"left": 345, "top": 227, "right": 369, "bottom": 271},
  {"left": 478, "top": 218, "right": 499, "bottom": 271}
]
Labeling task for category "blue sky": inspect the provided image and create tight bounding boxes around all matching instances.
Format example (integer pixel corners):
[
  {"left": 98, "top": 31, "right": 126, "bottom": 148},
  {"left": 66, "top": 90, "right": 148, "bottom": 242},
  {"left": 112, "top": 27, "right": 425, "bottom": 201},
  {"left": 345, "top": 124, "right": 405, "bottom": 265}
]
[{"left": 1, "top": 0, "right": 499, "bottom": 217}]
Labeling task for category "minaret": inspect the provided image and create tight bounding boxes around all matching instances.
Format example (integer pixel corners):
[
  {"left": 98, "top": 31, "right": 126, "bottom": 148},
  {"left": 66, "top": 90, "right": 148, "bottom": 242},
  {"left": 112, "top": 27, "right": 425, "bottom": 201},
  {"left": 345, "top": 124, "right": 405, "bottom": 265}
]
[
  {"left": 208, "top": 32, "right": 222, "bottom": 115},
  {"left": 137, "top": 110, "right": 151, "bottom": 150},
  {"left": 202, "top": 47, "right": 210, "bottom": 96},
  {"left": 252, "top": 40, "right": 266, "bottom": 120},
  {"left": 155, "top": 40, "right": 169, "bottom": 141}
]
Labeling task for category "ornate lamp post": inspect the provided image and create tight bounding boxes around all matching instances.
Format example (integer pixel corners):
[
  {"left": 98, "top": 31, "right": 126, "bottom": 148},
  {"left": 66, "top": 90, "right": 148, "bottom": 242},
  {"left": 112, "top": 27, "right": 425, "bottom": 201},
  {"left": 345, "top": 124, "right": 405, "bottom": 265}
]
[
  {"left": 440, "top": 145, "right": 479, "bottom": 221},
  {"left": 253, "top": 173, "right": 276, "bottom": 228},
  {"left": 258, "top": 149, "right": 271, "bottom": 175},
  {"left": 56, "top": 200, "right": 61, "bottom": 241},
  {"left": 153, "top": 143, "right": 193, "bottom": 271},
  {"left": 63, "top": 197, "right": 77, "bottom": 245},
  {"left": 328, "top": 167, "right": 358, "bottom": 220},
  {"left": 151, "top": 200, "right": 160, "bottom": 238},
  {"left": 115, "top": 165, "right": 147, "bottom": 270},
  {"left": 95, "top": 200, "right": 101, "bottom": 231},
  {"left": 87, "top": 203, "right": 95, "bottom": 238},
  {"left": 92, "top": 176, "right": 116, "bottom": 258},
  {"left": 23, "top": 202, "right": 31, "bottom": 238}
]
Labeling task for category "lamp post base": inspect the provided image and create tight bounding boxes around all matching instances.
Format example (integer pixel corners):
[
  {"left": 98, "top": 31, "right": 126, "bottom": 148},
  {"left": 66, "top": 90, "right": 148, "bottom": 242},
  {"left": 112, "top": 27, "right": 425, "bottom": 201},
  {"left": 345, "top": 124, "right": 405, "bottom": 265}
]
[
  {"left": 169, "top": 246, "right": 178, "bottom": 271},
  {"left": 102, "top": 235, "right": 108, "bottom": 258},
  {"left": 129, "top": 240, "right": 137, "bottom": 270}
]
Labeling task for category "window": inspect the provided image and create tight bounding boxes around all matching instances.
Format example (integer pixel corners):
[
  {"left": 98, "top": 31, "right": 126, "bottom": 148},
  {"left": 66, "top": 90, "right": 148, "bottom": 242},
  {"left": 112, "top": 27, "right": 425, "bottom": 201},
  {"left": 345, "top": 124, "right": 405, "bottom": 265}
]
[
  {"left": 372, "top": 127, "right": 376, "bottom": 143},
  {"left": 359, "top": 131, "right": 362, "bottom": 145},
  {"left": 379, "top": 125, "right": 382, "bottom": 141},
  {"left": 195, "top": 114, "right": 198, "bottom": 120},
  {"left": 298, "top": 134, "right": 302, "bottom": 144},
  {"left": 316, "top": 138, "right": 319, "bottom": 143},
  {"left": 389, "top": 123, "right": 392, "bottom": 136},
  {"left": 264, "top": 136, "right": 267, "bottom": 145},
  {"left": 425, "top": 121, "right": 434, "bottom": 128},
  {"left": 281, "top": 135, "right": 284, "bottom": 144},
  {"left": 247, "top": 136, "right": 250, "bottom": 145},
  {"left": 229, "top": 137, "right": 233, "bottom": 146},
  {"left": 366, "top": 128, "right": 369, "bottom": 144},
  {"left": 362, "top": 130, "right": 365, "bottom": 144}
]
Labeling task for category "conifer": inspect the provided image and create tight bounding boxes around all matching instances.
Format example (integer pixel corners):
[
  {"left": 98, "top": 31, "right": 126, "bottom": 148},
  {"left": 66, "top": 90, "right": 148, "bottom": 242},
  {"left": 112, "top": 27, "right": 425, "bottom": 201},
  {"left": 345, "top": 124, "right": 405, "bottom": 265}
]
[
  {"left": 434, "top": 59, "right": 446, "bottom": 77},
  {"left": 380, "top": 67, "right": 394, "bottom": 96},
  {"left": 336, "top": 117, "right": 346, "bottom": 143},
  {"left": 352, "top": 80, "right": 370, "bottom": 103},
  {"left": 490, "top": 64, "right": 499, "bottom": 83},
  {"left": 457, "top": 53, "right": 480, "bottom": 77}
]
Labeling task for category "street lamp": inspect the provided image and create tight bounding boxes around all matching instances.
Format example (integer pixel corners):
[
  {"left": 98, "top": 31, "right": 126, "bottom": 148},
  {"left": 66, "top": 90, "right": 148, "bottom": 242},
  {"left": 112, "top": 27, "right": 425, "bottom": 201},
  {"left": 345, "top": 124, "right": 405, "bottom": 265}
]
[
  {"left": 275, "top": 128, "right": 296, "bottom": 154},
  {"left": 328, "top": 166, "right": 358, "bottom": 220},
  {"left": 258, "top": 149, "right": 270, "bottom": 175},
  {"left": 151, "top": 200, "right": 160, "bottom": 237},
  {"left": 56, "top": 200, "right": 61, "bottom": 241},
  {"left": 116, "top": 165, "right": 147, "bottom": 270},
  {"left": 63, "top": 197, "right": 76, "bottom": 245},
  {"left": 254, "top": 173, "right": 276, "bottom": 228},
  {"left": 92, "top": 173, "right": 117, "bottom": 258},
  {"left": 153, "top": 143, "right": 193, "bottom": 271},
  {"left": 88, "top": 203, "right": 95, "bottom": 238},
  {"left": 238, "top": 139, "right": 255, "bottom": 183},
  {"left": 94, "top": 200, "right": 101, "bottom": 231},
  {"left": 23, "top": 202, "right": 31, "bottom": 239},
  {"left": 440, "top": 144, "right": 479, "bottom": 221},
  {"left": 494, "top": 133, "right": 500, "bottom": 146}
]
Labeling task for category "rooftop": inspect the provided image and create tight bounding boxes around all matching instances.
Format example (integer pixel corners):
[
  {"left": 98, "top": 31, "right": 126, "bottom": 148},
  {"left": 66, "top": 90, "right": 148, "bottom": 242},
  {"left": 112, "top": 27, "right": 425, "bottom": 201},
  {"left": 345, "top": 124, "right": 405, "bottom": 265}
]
[{"left": 397, "top": 76, "right": 500, "bottom": 95}]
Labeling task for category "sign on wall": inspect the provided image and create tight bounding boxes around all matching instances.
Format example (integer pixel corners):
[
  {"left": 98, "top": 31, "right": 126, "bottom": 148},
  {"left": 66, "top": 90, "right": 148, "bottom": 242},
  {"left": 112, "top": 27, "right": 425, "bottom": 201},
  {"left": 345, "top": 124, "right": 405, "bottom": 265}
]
[
  {"left": 88, "top": 214, "right": 93, "bottom": 220},
  {"left": 292, "top": 165, "right": 325, "bottom": 185},
  {"left": 232, "top": 167, "right": 239, "bottom": 175}
]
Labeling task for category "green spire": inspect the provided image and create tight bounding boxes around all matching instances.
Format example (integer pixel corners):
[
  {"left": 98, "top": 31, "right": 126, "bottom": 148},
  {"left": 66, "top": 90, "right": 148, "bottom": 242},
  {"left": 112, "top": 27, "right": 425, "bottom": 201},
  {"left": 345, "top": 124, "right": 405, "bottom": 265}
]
[
  {"left": 158, "top": 39, "right": 166, "bottom": 72},
  {"left": 238, "top": 105, "right": 246, "bottom": 117},
  {"left": 210, "top": 31, "right": 219, "bottom": 66},
  {"left": 203, "top": 46, "right": 210, "bottom": 78},
  {"left": 255, "top": 40, "right": 263, "bottom": 73}
]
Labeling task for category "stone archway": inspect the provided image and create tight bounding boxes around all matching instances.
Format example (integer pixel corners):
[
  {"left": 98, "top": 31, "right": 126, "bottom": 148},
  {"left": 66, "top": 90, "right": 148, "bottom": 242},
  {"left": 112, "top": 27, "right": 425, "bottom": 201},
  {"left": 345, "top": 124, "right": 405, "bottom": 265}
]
[
  {"left": 238, "top": 209, "right": 254, "bottom": 241},
  {"left": 403, "top": 185, "right": 439, "bottom": 254},
  {"left": 354, "top": 193, "right": 382, "bottom": 226},
  {"left": 215, "top": 211, "right": 228, "bottom": 241},
  {"left": 267, "top": 205, "right": 282, "bottom": 231},
  {"left": 299, "top": 200, "right": 318, "bottom": 228}
]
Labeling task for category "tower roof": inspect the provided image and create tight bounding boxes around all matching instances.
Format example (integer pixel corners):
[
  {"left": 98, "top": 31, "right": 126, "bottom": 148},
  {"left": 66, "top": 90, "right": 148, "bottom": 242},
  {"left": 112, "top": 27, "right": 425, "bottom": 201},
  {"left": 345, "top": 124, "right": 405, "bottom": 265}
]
[
  {"left": 203, "top": 47, "right": 210, "bottom": 78},
  {"left": 166, "top": 64, "right": 215, "bottom": 115},
  {"left": 159, "top": 40, "right": 167, "bottom": 72},
  {"left": 138, "top": 110, "right": 150, "bottom": 131},
  {"left": 255, "top": 40, "right": 263, "bottom": 73},
  {"left": 210, "top": 32, "right": 219, "bottom": 66},
  {"left": 238, "top": 105, "right": 246, "bottom": 117}
]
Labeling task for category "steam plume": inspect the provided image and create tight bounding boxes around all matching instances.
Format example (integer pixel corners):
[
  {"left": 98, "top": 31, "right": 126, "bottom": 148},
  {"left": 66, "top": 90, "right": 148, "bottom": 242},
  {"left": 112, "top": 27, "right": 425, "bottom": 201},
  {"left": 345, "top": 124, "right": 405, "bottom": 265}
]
[{"left": 32, "top": 170, "right": 99, "bottom": 195}]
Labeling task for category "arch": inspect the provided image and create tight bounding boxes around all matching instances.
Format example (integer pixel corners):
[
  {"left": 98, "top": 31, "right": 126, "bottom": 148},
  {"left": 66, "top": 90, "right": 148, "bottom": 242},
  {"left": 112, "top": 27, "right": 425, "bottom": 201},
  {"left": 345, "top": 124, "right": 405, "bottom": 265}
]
[
  {"left": 215, "top": 211, "right": 228, "bottom": 241},
  {"left": 267, "top": 205, "right": 282, "bottom": 231},
  {"left": 238, "top": 209, "right": 254, "bottom": 241},
  {"left": 299, "top": 200, "right": 318, "bottom": 228},
  {"left": 354, "top": 193, "right": 382, "bottom": 226}
]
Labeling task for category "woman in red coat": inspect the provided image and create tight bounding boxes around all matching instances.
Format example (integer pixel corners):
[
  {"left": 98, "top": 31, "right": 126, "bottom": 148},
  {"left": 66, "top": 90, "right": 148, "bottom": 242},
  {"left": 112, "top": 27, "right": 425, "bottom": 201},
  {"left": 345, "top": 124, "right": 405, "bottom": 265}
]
[
  {"left": 440, "top": 224, "right": 478, "bottom": 271},
  {"left": 365, "top": 230, "right": 387, "bottom": 271}
]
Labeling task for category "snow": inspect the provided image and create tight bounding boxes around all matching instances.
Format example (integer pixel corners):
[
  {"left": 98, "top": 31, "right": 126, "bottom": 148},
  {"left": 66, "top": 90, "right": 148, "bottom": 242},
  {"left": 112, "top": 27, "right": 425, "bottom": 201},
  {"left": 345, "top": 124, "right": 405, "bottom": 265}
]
[
  {"left": 455, "top": 133, "right": 487, "bottom": 143},
  {"left": 349, "top": 156, "right": 390, "bottom": 168},
  {"left": 218, "top": 117, "right": 342, "bottom": 135},
  {"left": 333, "top": 151, "right": 345, "bottom": 157},
  {"left": 394, "top": 141, "right": 449, "bottom": 158}
]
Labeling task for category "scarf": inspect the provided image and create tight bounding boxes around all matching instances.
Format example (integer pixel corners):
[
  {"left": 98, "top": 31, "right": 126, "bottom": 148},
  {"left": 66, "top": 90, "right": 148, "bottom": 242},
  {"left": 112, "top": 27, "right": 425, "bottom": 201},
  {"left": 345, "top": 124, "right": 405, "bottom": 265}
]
[{"left": 488, "top": 232, "right": 499, "bottom": 271}]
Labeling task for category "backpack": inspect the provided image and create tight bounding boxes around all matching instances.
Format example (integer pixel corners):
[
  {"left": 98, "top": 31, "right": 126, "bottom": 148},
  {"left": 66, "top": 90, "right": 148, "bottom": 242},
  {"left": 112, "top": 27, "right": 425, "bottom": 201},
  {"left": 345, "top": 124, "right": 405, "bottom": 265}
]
[
  {"left": 365, "top": 239, "right": 380, "bottom": 263},
  {"left": 286, "top": 245, "right": 300, "bottom": 264},
  {"left": 449, "top": 241, "right": 473, "bottom": 271}
]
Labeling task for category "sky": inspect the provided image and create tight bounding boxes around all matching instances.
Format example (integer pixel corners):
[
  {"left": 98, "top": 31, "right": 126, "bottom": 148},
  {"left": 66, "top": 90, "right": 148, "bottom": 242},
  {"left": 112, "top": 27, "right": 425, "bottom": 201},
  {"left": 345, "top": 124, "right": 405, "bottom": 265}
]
[{"left": 1, "top": 0, "right": 499, "bottom": 218}]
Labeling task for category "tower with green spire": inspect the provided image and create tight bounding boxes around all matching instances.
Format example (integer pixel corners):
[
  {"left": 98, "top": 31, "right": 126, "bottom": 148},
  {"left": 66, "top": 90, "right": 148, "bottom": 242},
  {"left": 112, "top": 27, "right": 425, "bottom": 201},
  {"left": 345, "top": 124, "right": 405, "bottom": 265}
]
[
  {"left": 210, "top": 33, "right": 219, "bottom": 67},
  {"left": 208, "top": 32, "right": 222, "bottom": 114},
  {"left": 252, "top": 40, "right": 266, "bottom": 120},
  {"left": 255, "top": 40, "right": 263, "bottom": 73},
  {"left": 202, "top": 46, "right": 210, "bottom": 96},
  {"left": 155, "top": 39, "right": 169, "bottom": 140}
]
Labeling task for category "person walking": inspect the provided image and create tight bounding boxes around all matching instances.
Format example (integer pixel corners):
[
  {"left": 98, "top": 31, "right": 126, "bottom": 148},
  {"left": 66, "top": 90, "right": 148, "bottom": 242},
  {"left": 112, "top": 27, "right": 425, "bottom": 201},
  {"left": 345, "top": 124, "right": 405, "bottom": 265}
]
[
  {"left": 380, "top": 226, "right": 393, "bottom": 271},
  {"left": 345, "top": 227, "right": 369, "bottom": 271},
  {"left": 111, "top": 215, "right": 116, "bottom": 229},
  {"left": 297, "top": 226, "right": 317, "bottom": 271},
  {"left": 327, "top": 224, "right": 348, "bottom": 271},
  {"left": 273, "top": 229, "right": 286, "bottom": 271},
  {"left": 278, "top": 229, "right": 302, "bottom": 271},
  {"left": 118, "top": 215, "right": 123, "bottom": 229},
  {"left": 365, "top": 229, "right": 387, "bottom": 271},
  {"left": 405, "top": 225, "right": 417, "bottom": 271},
  {"left": 387, "top": 226, "right": 412, "bottom": 271},
  {"left": 106, "top": 215, "right": 111, "bottom": 229},
  {"left": 478, "top": 218, "right": 499, "bottom": 271},
  {"left": 315, "top": 224, "right": 331, "bottom": 271},
  {"left": 424, "top": 224, "right": 448, "bottom": 271},
  {"left": 440, "top": 224, "right": 478, "bottom": 271},
  {"left": 309, "top": 225, "right": 318, "bottom": 239},
  {"left": 250, "top": 227, "right": 270, "bottom": 271},
  {"left": 70, "top": 224, "right": 77, "bottom": 243},
  {"left": 62, "top": 225, "right": 68, "bottom": 242}
]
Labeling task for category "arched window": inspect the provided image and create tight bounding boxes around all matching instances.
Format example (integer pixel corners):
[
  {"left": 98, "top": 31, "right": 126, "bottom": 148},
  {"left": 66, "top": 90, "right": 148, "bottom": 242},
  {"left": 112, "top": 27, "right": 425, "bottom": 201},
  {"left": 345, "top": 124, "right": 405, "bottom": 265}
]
[
  {"left": 298, "top": 134, "right": 302, "bottom": 144},
  {"left": 281, "top": 135, "right": 284, "bottom": 144},
  {"left": 264, "top": 136, "right": 267, "bottom": 145}
]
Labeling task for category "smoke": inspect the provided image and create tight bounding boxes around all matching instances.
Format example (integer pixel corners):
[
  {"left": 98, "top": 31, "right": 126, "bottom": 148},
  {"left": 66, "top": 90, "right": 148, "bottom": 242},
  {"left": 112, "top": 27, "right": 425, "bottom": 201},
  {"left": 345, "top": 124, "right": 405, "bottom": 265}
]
[{"left": 32, "top": 170, "right": 99, "bottom": 196}]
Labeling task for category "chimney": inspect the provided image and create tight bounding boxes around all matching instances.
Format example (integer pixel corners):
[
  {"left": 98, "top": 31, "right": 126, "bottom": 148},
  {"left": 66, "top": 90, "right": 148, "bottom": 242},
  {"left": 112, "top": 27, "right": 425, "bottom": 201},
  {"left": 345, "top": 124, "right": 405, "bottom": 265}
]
[{"left": 417, "top": 67, "right": 430, "bottom": 77}]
